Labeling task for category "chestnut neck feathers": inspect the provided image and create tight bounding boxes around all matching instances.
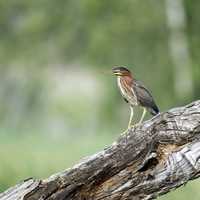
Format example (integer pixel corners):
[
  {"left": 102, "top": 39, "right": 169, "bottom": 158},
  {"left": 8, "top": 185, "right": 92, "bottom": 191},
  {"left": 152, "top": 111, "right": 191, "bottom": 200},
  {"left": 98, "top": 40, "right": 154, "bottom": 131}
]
[
  {"left": 117, "top": 73, "right": 138, "bottom": 106},
  {"left": 118, "top": 73, "right": 133, "bottom": 89}
]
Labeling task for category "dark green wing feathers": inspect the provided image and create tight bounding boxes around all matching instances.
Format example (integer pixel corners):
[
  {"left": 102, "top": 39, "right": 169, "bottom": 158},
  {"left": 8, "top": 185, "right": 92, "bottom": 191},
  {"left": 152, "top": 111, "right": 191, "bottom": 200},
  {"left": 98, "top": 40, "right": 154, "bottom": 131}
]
[{"left": 133, "top": 80, "right": 159, "bottom": 116}]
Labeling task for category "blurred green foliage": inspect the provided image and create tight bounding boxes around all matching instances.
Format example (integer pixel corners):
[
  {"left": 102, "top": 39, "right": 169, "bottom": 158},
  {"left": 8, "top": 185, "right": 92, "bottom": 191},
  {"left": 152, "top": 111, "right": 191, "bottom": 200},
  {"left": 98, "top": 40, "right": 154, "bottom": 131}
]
[
  {"left": 0, "top": 132, "right": 115, "bottom": 192},
  {"left": 0, "top": 0, "right": 200, "bottom": 199}
]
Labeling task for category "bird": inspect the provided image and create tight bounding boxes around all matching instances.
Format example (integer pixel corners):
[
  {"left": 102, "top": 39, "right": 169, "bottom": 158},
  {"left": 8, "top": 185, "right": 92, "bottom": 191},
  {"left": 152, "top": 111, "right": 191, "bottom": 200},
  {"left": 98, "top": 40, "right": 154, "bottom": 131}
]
[{"left": 112, "top": 66, "right": 159, "bottom": 130}]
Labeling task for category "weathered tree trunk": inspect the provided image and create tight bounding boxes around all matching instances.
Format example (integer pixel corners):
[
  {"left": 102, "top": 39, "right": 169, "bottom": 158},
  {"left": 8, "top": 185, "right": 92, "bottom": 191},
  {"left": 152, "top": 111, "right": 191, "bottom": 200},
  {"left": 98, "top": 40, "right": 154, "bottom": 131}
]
[{"left": 1, "top": 101, "right": 200, "bottom": 200}]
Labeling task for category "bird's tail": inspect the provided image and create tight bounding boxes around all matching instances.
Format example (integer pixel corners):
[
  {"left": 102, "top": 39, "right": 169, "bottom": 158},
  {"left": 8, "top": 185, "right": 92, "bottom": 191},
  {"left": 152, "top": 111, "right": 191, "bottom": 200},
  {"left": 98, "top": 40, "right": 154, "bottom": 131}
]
[{"left": 147, "top": 104, "right": 159, "bottom": 116}]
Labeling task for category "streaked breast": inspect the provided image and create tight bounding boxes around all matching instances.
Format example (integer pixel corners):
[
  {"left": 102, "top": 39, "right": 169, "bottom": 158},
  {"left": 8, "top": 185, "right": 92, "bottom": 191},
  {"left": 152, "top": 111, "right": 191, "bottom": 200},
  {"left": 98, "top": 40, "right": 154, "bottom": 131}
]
[{"left": 117, "top": 77, "right": 138, "bottom": 106}]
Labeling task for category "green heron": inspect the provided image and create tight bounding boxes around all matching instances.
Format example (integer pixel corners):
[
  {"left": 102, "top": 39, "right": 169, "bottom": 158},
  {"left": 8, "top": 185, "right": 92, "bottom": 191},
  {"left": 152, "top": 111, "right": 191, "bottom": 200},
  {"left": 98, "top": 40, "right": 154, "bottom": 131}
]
[{"left": 112, "top": 66, "right": 159, "bottom": 130}]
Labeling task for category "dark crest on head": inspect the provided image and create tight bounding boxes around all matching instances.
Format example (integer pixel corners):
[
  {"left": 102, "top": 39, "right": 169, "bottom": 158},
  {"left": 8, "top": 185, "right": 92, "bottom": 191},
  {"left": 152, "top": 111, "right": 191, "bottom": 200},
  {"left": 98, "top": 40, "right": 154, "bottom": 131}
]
[{"left": 112, "top": 66, "right": 131, "bottom": 76}]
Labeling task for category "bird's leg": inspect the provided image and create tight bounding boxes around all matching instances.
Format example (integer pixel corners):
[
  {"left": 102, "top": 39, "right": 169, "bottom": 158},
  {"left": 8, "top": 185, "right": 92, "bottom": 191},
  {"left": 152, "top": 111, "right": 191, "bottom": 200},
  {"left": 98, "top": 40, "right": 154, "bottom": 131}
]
[
  {"left": 128, "top": 106, "right": 134, "bottom": 128},
  {"left": 138, "top": 108, "right": 147, "bottom": 124},
  {"left": 121, "top": 106, "right": 134, "bottom": 135}
]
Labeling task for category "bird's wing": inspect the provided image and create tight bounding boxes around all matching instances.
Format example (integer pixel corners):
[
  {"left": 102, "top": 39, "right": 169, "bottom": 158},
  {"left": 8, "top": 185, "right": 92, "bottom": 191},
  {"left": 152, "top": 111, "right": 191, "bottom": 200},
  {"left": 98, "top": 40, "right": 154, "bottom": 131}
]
[{"left": 133, "top": 80, "right": 159, "bottom": 115}]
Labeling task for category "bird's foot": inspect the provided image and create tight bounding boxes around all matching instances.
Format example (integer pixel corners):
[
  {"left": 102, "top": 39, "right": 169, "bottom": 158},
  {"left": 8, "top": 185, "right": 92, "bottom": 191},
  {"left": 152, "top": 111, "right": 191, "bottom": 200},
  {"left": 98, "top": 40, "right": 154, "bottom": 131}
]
[
  {"left": 134, "top": 121, "right": 144, "bottom": 127},
  {"left": 121, "top": 125, "right": 135, "bottom": 135},
  {"left": 121, "top": 123, "right": 143, "bottom": 135},
  {"left": 121, "top": 128, "right": 129, "bottom": 135}
]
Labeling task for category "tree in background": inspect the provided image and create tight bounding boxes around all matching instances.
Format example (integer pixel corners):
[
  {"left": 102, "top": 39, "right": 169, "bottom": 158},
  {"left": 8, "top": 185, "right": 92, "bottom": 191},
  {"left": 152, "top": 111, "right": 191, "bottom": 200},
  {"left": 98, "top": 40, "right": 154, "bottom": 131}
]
[{"left": 165, "top": 0, "right": 193, "bottom": 99}]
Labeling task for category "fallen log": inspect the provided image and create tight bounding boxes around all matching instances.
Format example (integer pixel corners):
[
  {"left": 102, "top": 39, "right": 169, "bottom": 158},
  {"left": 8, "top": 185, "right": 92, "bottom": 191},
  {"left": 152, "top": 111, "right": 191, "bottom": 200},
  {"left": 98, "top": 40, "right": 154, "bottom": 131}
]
[{"left": 1, "top": 100, "right": 200, "bottom": 200}]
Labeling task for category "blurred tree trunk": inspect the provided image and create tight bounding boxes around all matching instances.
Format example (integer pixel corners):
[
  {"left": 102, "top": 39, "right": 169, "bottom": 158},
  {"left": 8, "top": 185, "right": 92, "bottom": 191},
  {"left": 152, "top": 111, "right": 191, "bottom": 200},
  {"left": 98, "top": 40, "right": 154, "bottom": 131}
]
[
  {"left": 165, "top": 0, "right": 193, "bottom": 99},
  {"left": 1, "top": 101, "right": 200, "bottom": 200}
]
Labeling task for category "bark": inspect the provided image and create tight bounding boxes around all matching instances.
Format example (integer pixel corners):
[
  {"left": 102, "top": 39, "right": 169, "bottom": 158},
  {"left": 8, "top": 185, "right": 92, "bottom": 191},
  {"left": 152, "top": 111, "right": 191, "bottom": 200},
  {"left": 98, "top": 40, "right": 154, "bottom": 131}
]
[{"left": 1, "top": 101, "right": 200, "bottom": 200}]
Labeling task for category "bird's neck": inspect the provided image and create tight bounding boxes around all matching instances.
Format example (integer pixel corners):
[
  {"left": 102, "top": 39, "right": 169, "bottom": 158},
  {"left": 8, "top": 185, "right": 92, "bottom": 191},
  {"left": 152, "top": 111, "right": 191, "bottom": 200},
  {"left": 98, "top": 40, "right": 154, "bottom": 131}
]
[{"left": 118, "top": 75, "right": 133, "bottom": 85}]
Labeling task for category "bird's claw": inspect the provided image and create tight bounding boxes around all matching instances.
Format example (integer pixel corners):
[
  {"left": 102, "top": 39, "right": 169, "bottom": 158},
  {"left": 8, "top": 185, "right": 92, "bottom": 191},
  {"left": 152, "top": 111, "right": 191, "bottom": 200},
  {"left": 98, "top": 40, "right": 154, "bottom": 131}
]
[
  {"left": 121, "top": 122, "right": 143, "bottom": 135},
  {"left": 121, "top": 125, "right": 135, "bottom": 135}
]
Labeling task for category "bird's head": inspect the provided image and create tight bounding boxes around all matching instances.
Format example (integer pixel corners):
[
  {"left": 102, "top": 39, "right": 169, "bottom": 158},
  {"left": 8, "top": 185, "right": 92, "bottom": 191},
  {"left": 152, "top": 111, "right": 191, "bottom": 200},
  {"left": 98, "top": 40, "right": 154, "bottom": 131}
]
[{"left": 112, "top": 67, "right": 132, "bottom": 77}]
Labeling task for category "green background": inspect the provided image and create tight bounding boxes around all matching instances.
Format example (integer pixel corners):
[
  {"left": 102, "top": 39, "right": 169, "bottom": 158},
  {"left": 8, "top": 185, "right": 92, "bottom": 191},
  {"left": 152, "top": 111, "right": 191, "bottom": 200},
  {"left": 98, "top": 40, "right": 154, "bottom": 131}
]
[{"left": 0, "top": 0, "right": 200, "bottom": 199}]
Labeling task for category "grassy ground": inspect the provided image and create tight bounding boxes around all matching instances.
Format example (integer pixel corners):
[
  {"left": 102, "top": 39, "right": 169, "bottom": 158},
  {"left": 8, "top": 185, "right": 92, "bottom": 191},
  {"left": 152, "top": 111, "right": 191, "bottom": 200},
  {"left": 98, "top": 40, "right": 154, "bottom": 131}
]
[{"left": 0, "top": 132, "right": 200, "bottom": 199}]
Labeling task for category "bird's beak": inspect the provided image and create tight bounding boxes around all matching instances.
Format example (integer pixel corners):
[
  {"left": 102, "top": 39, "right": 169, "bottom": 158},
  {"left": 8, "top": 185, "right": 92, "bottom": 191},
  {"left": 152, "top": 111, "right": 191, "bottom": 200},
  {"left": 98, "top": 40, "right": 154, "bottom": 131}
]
[
  {"left": 112, "top": 69, "right": 122, "bottom": 76},
  {"left": 114, "top": 72, "right": 122, "bottom": 76}
]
